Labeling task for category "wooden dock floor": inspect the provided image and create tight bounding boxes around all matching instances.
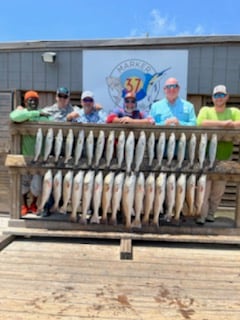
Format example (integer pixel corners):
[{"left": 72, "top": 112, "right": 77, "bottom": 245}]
[{"left": 0, "top": 232, "right": 240, "bottom": 319}]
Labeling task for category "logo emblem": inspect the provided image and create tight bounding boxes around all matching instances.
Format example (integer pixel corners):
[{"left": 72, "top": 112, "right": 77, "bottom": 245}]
[{"left": 106, "top": 58, "right": 170, "bottom": 111}]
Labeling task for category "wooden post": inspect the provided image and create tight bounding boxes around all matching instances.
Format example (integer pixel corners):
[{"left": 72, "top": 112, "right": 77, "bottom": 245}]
[
  {"left": 236, "top": 184, "right": 240, "bottom": 228},
  {"left": 120, "top": 238, "right": 132, "bottom": 260},
  {"left": 9, "top": 170, "right": 21, "bottom": 219}
]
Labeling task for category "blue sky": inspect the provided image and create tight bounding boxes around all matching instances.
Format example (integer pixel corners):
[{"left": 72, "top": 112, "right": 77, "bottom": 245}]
[{"left": 0, "top": 0, "right": 239, "bottom": 42}]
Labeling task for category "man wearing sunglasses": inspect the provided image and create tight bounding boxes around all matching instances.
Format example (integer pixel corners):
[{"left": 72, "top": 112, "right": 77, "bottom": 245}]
[
  {"left": 74, "top": 91, "right": 106, "bottom": 123},
  {"left": 150, "top": 77, "right": 196, "bottom": 126},
  {"left": 196, "top": 84, "right": 240, "bottom": 225},
  {"left": 10, "top": 90, "right": 50, "bottom": 216},
  {"left": 42, "top": 87, "right": 80, "bottom": 122},
  {"left": 106, "top": 91, "right": 154, "bottom": 124}
]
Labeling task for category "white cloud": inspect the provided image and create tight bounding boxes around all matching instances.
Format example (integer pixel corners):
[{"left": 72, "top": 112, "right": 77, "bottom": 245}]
[
  {"left": 149, "top": 9, "right": 176, "bottom": 36},
  {"left": 128, "top": 9, "right": 207, "bottom": 38}
]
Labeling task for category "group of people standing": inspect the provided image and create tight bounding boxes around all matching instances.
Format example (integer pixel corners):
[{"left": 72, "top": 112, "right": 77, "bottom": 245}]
[{"left": 9, "top": 77, "right": 240, "bottom": 225}]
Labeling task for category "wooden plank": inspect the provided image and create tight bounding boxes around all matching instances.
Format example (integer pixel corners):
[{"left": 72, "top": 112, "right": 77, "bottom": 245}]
[
  {"left": 4, "top": 226, "right": 240, "bottom": 244},
  {"left": 0, "top": 238, "right": 240, "bottom": 319},
  {"left": 0, "top": 234, "right": 15, "bottom": 250},
  {"left": 5, "top": 154, "right": 27, "bottom": 167},
  {"left": 120, "top": 238, "right": 132, "bottom": 260}
]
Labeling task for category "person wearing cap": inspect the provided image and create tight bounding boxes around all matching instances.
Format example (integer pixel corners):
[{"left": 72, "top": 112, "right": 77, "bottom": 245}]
[
  {"left": 150, "top": 77, "right": 197, "bottom": 126},
  {"left": 74, "top": 90, "right": 106, "bottom": 123},
  {"left": 9, "top": 90, "right": 50, "bottom": 216},
  {"left": 196, "top": 84, "right": 240, "bottom": 225},
  {"left": 42, "top": 87, "right": 80, "bottom": 122},
  {"left": 106, "top": 91, "right": 154, "bottom": 124}
]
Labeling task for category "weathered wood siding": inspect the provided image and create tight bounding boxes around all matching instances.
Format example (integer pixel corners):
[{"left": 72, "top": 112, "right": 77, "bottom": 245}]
[
  {"left": 0, "top": 50, "right": 83, "bottom": 93},
  {"left": 0, "top": 92, "right": 13, "bottom": 213}
]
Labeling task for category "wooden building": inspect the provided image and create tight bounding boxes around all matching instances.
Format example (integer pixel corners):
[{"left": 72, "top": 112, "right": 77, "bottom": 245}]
[{"left": 1, "top": 35, "right": 240, "bottom": 214}]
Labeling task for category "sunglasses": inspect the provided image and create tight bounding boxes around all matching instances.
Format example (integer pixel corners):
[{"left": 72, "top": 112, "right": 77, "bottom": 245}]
[
  {"left": 58, "top": 94, "right": 69, "bottom": 99},
  {"left": 83, "top": 98, "right": 94, "bottom": 103},
  {"left": 164, "top": 84, "right": 179, "bottom": 89},
  {"left": 213, "top": 93, "right": 227, "bottom": 99},
  {"left": 125, "top": 99, "right": 136, "bottom": 103}
]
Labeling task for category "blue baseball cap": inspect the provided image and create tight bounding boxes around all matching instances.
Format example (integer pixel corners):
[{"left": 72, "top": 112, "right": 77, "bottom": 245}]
[{"left": 56, "top": 87, "right": 70, "bottom": 96}]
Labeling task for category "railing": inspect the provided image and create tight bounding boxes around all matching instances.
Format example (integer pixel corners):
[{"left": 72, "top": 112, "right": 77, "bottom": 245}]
[{"left": 5, "top": 121, "right": 240, "bottom": 235}]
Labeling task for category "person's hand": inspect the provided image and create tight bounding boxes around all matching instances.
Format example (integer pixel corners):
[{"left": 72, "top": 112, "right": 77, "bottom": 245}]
[
  {"left": 16, "top": 106, "right": 24, "bottom": 110},
  {"left": 165, "top": 117, "right": 179, "bottom": 125},
  {"left": 95, "top": 103, "right": 103, "bottom": 111},
  {"left": 223, "top": 120, "right": 234, "bottom": 127},
  {"left": 39, "top": 110, "right": 51, "bottom": 117},
  {"left": 119, "top": 116, "right": 133, "bottom": 123},
  {"left": 67, "top": 111, "right": 79, "bottom": 121}
]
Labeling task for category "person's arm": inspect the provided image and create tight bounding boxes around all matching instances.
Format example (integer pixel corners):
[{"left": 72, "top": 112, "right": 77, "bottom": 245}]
[{"left": 10, "top": 107, "right": 41, "bottom": 122}]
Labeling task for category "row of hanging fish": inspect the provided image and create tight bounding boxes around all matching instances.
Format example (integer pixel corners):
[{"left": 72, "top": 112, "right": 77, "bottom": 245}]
[
  {"left": 38, "top": 169, "right": 207, "bottom": 228},
  {"left": 33, "top": 128, "right": 218, "bottom": 171}
]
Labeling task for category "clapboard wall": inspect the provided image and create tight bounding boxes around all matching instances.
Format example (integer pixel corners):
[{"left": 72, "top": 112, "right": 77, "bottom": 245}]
[{"left": 0, "top": 36, "right": 240, "bottom": 97}]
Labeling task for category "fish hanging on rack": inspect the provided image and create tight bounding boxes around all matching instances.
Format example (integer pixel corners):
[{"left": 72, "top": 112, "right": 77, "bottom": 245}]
[
  {"left": 195, "top": 174, "right": 207, "bottom": 216},
  {"left": 80, "top": 170, "right": 94, "bottom": 224},
  {"left": 208, "top": 133, "right": 218, "bottom": 169},
  {"left": 147, "top": 132, "right": 155, "bottom": 167},
  {"left": 125, "top": 131, "right": 135, "bottom": 173},
  {"left": 177, "top": 133, "right": 186, "bottom": 169},
  {"left": 50, "top": 170, "right": 62, "bottom": 213},
  {"left": 59, "top": 170, "right": 73, "bottom": 214},
  {"left": 116, "top": 130, "right": 125, "bottom": 169},
  {"left": 142, "top": 172, "right": 155, "bottom": 226},
  {"left": 33, "top": 128, "right": 43, "bottom": 162},
  {"left": 43, "top": 128, "right": 54, "bottom": 162},
  {"left": 134, "top": 131, "right": 146, "bottom": 172},
  {"left": 109, "top": 172, "right": 125, "bottom": 226},
  {"left": 164, "top": 173, "right": 176, "bottom": 222},
  {"left": 132, "top": 172, "right": 145, "bottom": 229},
  {"left": 54, "top": 129, "right": 63, "bottom": 163},
  {"left": 70, "top": 170, "right": 84, "bottom": 223},
  {"left": 94, "top": 130, "right": 105, "bottom": 167},
  {"left": 174, "top": 173, "right": 186, "bottom": 221},
  {"left": 90, "top": 171, "right": 103, "bottom": 224},
  {"left": 101, "top": 171, "right": 115, "bottom": 224},
  {"left": 86, "top": 130, "right": 94, "bottom": 167},
  {"left": 38, "top": 169, "right": 53, "bottom": 213},
  {"left": 198, "top": 133, "right": 208, "bottom": 169},
  {"left": 188, "top": 133, "right": 197, "bottom": 167},
  {"left": 166, "top": 132, "right": 176, "bottom": 166},
  {"left": 105, "top": 130, "right": 115, "bottom": 168},
  {"left": 74, "top": 129, "right": 85, "bottom": 166},
  {"left": 184, "top": 173, "right": 197, "bottom": 217},
  {"left": 64, "top": 129, "right": 74, "bottom": 164},
  {"left": 156, "top": 132, "right": 166, "bottom": 168},
  {"left": 152, "top": 172, "right": 166, "bottom": 228},
  {"left": 122, "top": 172, "right": 136, "bottom": 229}
]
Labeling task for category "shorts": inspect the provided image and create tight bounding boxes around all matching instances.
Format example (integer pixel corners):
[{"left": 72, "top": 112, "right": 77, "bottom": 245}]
[{"left": 21, "top": 174, "right": 42, "bottom": 197}]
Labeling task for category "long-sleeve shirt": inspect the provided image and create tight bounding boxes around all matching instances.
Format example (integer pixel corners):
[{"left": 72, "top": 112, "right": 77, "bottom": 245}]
[
  {"left": 150, "top": 97, "right": 196, "bottom": 126},
  {"left": 9, "top": 108, "right": 49, "bottom": 156}
]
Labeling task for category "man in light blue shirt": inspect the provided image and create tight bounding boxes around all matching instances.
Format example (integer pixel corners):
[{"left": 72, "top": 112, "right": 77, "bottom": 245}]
[
  {"left": 75, "top": 91, "right": 106, "bottom": 123},
  {"left": 150, "top": 77, "right": 196, "bottom": 126}
]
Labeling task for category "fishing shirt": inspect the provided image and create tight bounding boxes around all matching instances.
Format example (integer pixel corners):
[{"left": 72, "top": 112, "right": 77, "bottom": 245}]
[
  {"left": 150, "top": 97, "right": 197, "bottom": 126},
  {"left": 197, "top": 106, "right": 240, "bottom": 160},
  {"left": 74, "top": 109, "right": 106, "bottom": 124},
  {"left": 10, "top": 108, "right": 49, "bottom": 156}
]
